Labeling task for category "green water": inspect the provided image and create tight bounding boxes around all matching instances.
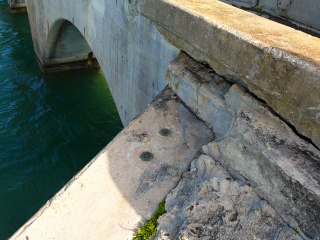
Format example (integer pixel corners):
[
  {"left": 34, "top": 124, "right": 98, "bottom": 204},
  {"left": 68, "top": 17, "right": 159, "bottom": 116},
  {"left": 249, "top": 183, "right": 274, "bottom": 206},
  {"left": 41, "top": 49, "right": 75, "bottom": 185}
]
[{"left": 0, "top": 1, "right": 123, "bottom": 238}]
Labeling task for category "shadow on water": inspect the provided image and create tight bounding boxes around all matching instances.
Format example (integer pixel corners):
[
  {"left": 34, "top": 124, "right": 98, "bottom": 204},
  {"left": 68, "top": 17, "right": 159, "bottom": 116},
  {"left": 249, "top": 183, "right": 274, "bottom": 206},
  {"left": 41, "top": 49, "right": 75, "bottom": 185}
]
[{"left": 0, "top": 1, "right": 123, "bottom": 238}]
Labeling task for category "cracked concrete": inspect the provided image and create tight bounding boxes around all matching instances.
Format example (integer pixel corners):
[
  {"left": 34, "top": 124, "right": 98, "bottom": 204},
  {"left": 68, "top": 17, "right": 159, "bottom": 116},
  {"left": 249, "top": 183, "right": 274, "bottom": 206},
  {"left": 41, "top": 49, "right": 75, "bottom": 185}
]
[
  {"left": 155, "top": 155, "right": 302, "bottom": 240},
  {"left": 141, "top": 0, "right": 320, "bottom": 149},
  {"left": 167, "top": 52, "right": 320, "bottom": 239},
  {"left": 166, "top": 53, "right": 233, "bottom": 140}
]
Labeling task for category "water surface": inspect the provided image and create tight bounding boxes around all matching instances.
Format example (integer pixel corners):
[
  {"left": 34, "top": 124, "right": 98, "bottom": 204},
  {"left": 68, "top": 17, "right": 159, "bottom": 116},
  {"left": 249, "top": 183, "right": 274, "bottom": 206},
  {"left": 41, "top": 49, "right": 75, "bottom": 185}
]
[{"left": 0, "top": 1, "right": 123, "bottom": 238}]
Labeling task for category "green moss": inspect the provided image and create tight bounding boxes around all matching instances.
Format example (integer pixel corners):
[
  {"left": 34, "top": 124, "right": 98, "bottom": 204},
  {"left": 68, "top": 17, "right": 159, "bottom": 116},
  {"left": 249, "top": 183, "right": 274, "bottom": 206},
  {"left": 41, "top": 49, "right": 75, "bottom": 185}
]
[
  {"left": 133, "top": 199, "right": 167, "bottom": 240},
  {"left": 292, "top": 227, "right": 299, "bottom": 235},
  {"left": 256, "top": 4, "right": 264, "bottom": 16}
]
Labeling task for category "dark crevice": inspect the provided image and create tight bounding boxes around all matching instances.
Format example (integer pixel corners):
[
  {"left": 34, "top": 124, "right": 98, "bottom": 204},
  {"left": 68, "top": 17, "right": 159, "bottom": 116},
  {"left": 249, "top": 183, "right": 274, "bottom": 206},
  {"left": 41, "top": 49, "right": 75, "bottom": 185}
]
[
  {"left": 242, "top": 89, "right": 320, "bottom": 152},
  {"left": 182, "top": 51, "right": 320, "bottom": 151}
]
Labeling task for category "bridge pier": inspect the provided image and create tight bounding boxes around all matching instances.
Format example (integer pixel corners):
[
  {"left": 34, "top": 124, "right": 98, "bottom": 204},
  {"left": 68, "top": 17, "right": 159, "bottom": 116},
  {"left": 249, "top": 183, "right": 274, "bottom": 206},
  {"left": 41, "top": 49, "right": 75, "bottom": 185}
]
[
  {"left": 25, "top": 0, "right": 178, "bottom": 126},
  {"left": 8, "top": 0, "right": 26, "bottom": 13}
]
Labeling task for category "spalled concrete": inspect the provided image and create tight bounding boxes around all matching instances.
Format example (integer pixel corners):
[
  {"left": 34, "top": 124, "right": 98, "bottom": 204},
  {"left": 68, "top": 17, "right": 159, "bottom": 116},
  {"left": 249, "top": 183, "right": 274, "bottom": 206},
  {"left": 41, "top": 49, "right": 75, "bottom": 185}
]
[
  {"left": 167, "top": 52, "right": 320, "bottom": 239},
  {"left": 10, "top": 88, "right": 213, "bottom": 240},
  {"left": 141, "top": 0, "right": 320, "bottom": 149},
  {"left": 155, "top": 155, "right": 302, "bottom": 240},
  {"left": 204, "top": 84, "right": 320, "bottom": 239}
]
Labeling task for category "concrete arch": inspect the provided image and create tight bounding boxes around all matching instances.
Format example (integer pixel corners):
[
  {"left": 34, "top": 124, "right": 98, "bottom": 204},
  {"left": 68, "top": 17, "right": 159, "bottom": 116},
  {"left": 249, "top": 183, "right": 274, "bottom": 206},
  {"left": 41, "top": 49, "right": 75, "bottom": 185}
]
[
  {"left": 43, "top": 19, "right": 98, "bottom": 71},
  {"left": 25, "top": 0, "right": 179, "bottom": 126}
]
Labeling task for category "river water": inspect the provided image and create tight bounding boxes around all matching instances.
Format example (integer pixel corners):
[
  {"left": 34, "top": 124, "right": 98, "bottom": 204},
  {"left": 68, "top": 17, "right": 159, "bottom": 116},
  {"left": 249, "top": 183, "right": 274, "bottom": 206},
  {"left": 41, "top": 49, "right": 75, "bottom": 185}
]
[{"left": 0, "top": 1, "right": 123, "bottom": 238}]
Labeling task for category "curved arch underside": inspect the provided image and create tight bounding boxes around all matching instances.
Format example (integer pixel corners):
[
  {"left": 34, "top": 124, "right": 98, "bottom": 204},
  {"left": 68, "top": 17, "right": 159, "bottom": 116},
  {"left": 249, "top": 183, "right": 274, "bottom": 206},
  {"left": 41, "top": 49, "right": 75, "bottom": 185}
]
[{"left": 43, "top": 20, "right": 97, "bottom": 72}]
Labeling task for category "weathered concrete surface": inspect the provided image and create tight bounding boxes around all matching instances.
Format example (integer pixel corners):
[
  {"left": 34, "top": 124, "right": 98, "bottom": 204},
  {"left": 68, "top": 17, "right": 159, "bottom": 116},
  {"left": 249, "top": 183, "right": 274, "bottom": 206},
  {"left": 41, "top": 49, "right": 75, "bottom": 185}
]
[
  {"left": 166, "top": 52, "right": 232, "bottom": 140},
  {"left": 221, "top": 0, "right": 320, "bottom": 32},
  {"left": 26, "top": 0, "right": 179, "bottom": 126},
  {"left": 141, "top": 0, "right": 320, "bottom": 149},
  {"left": 7, "top": 0, "right": 26, "bottom": 13},
  {"left": 10, "top": 88, "right": 213, "bottom": 240},
  {"left": 155, "top": 155, "right": 302, "bottom": 240},
  {"left": 167, "top": 53, "right": 320, "bottom": 239},
  {"left": 203, "top": 84, "right": 320, "bottom": 239},
  {"left": 41, "top": 20, "right": 100, "bottom": 73}
]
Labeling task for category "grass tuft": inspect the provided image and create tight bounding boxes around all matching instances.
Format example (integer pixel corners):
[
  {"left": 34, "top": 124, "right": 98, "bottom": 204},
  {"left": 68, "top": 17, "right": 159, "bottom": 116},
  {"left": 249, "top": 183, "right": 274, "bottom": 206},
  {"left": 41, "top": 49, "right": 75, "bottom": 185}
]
[
  {"left": 257, "top": 4, "right": 264, "bottom": 16},
  {"left": 133, "top": 199, "right": 167, "bottom": 240}
]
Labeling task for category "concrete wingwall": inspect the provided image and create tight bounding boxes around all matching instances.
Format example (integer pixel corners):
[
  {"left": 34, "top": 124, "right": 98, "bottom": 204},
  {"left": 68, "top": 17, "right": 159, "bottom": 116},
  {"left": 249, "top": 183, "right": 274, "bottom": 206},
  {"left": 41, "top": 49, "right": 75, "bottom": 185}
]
[{"left": 25, "top": 0, "right": 179, "bottom": 126}]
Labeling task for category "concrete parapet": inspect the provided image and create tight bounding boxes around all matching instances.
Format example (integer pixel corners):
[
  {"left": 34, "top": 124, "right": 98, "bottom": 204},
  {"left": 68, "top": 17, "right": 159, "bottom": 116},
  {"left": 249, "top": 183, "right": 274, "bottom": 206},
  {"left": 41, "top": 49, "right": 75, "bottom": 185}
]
[
  {"left": 10, "top": 88, "right": 213, "bottom": 240},
  {"left": 167, "top": 52, "right": 320, "bottom": 239},
  {"left": 141, "top": 0, "right": 320, "bottom": 149}
]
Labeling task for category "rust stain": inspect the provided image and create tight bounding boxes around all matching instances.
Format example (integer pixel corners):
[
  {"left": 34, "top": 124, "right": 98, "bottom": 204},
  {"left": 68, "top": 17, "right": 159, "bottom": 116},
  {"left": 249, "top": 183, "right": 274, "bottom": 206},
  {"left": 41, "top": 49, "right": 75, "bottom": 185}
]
[{"left": 216, "top": 79, "right": 225, "bottom": 85}]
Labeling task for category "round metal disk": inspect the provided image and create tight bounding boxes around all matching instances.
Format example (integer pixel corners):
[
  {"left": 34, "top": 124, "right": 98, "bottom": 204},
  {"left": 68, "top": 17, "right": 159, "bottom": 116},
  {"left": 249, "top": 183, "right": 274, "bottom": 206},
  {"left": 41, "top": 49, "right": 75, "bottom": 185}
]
[
  {"left": 159, "top": 128, "right": 172, "bottom": 137},
  {"left": 140, "top": 151, "right": 154, "bottom": 161}
]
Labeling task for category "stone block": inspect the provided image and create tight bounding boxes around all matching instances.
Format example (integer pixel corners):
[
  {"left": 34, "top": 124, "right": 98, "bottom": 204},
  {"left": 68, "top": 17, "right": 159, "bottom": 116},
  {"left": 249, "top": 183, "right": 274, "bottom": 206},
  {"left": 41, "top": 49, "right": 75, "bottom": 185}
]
[
  {"left": 176, "top": 72, "right": 202, "bottom": 114},
  {"left": 166, "top": 52, "right": 233, "bottom": 139},
  {"left": 198, "top": 82, "right": 233, "bottom": 140}
]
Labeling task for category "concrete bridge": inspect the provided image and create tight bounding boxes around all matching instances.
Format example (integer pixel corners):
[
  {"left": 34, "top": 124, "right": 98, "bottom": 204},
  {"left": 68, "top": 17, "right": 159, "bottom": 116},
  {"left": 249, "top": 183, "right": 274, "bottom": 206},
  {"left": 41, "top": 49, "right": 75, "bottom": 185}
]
[
  {"left": 25, "top": 0, "right": 180, "bottom": 126},
  {"left": 9, "top": 0, "right": 320, "bottom": 239},
  {"left": 22, "top": 0, "right": 320, "bottom": 145}
]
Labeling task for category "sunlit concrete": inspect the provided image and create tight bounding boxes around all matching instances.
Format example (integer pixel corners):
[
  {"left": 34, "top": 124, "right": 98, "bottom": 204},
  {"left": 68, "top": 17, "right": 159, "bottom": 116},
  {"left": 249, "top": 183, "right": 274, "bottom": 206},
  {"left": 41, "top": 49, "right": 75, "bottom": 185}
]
[{"left": 10, "top": 89, "right": 213, "bottom": 240}]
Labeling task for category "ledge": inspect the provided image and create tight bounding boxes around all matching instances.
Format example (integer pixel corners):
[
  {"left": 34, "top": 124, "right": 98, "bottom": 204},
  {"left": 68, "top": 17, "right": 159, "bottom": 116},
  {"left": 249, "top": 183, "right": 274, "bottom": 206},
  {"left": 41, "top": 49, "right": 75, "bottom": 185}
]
[{"left": 140, "top": 0, "right": 320, "bottom": 148}]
